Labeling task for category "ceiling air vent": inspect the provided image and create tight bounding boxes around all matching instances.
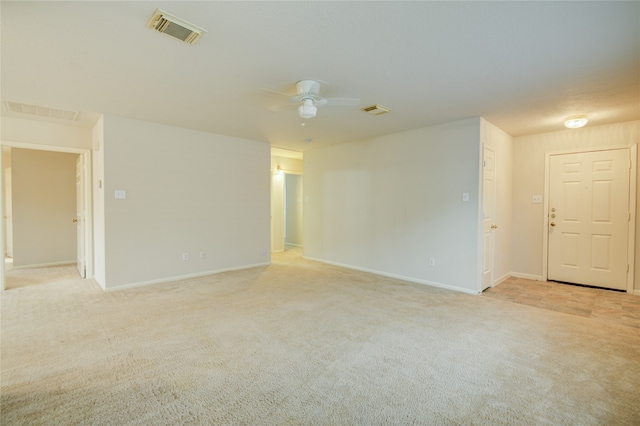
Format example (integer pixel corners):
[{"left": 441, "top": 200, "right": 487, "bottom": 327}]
[
  {"left": 147, "top": 9, "right": 206, "bottom": 45},
  {"left": 4, "top": 101, "right": 79, "bottom": 121},
  {"left": 361, "top": 104, "right": 391, "bottom": 115}
]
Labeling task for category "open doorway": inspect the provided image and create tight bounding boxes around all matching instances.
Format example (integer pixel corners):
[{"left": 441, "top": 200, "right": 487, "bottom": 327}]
[
  {"left": 271, "top": 149, "right": 303, "bottom": 254},
  {"left": 3, "top": 148, "right": 13, "bottom": 264},
  {"left": 1, "top": 144, "right": 92, "bottom": 290}
]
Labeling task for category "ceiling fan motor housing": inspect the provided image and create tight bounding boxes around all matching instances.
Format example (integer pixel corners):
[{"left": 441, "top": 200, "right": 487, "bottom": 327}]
[{"left": 297, "top": 80, "right": 321, "bottom": 96}]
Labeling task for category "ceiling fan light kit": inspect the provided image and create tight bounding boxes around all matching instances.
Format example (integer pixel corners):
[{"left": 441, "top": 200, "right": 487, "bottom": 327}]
[{"left": 299, "top": 99, "right": 317, "bottom": 119}]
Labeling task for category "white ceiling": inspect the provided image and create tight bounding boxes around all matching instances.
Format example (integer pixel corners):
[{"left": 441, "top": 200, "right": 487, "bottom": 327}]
[{"left": 2, "top": 1, "right": 638, "bottom": 152}]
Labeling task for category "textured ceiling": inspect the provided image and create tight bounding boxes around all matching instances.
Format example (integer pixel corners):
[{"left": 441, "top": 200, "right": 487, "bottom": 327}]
[{"left": 1, "top": 1, "right": 638, "bottom": 152}]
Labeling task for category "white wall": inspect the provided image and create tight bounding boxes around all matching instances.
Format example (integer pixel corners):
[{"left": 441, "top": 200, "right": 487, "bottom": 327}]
[
  {"left": 100, "top": 115, "right": 271, "bottom": 289},
  {"left": 511, "top": 121, "right": 639, "bottom": 290},
  {"left": 481, "top": 119, "right": 513, "bottom": 285},
  {"left": 1, "top": 116, "right": 92, "bottom": 149},
  {"left": 92, "top": 116, "right": 106, "bottom": 288},
  {"left": 304, "top": 118, "right": 482, "bottom": 294},
  {"left": 11, "top": 148, "right": 77, "bottom": 267},
  {"left": 285, "top": 174, "right": 303, "bottom": 246},
  {"left": 271, "top": 156, "right": 303, "bottom": 174}
]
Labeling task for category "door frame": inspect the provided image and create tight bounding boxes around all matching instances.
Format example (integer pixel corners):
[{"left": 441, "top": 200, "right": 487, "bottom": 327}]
[
  {"left": 270, "top": 166, "right": 285, "bottom": 253},
  {"left": 0, "top": 140, "right": 93, "bottom": 291},
  {"left": 481, "top": 145, "right": 496, "bottom": 291},
  {"left": 76, "top": 154, "right": 86, "bottom": 278},
  {"left": 542, "top": 144, "right": 637, "bottom": 293},
  {"left": 271, "top": 166, "right": 303, "bottom": 253}
]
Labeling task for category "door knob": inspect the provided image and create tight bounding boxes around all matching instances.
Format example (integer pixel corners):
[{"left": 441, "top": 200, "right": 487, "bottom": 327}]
[
  {"left": 491, "top": 225, "right": 498, "bottom": 229},
  {"left": 73, "top": 219, "right": 78, "bottom": 223},
  {"left": 550, "top": 222, "right": 556, "bottom": 227}
]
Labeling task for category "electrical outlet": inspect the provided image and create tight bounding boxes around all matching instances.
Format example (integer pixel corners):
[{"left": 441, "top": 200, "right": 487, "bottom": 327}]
[
  {"left": 183, "top": 252, "right": 189, "bottom": 261},
  {"left": 200, "top": 250, "right": 206, "bottom": 259},
  {"left": 261, "top": 249, "right": 266, "bottom": 257},
  {"left": 428, "top": 257, "right": 436, "bottom": 267}
]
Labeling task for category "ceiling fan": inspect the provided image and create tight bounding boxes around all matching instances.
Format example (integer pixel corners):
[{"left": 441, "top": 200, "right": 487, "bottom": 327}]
[{"left": 263, "top": 79, "right": 359, "bottom": 119}]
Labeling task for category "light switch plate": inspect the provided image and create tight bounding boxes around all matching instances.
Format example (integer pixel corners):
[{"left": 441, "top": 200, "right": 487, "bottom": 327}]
[
  {"left": 115, "top": 190, "right": 127, "bottom": 200},
  {"left": 462, "top": 192, "right": 469, "bottom": 202},
  {"left": 532, "top": 195, "right": 542, "bottom": 204}
]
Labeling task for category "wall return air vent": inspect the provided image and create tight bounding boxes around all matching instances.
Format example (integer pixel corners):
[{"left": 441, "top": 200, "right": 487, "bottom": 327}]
[
  {"left": 147, "top": 9, "right": 206, "bottom": 45},
  {"left": 4, "top": 101, "right": 79, "bottom": 121}
]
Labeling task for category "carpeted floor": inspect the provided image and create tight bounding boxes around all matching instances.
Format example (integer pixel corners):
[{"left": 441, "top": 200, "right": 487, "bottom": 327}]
[{"left": 1, "top": 249, "right": 640, "bottom": 425}]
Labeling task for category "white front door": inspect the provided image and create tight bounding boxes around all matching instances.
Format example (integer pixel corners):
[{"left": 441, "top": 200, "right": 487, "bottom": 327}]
[
  {"left": 76, "top": 155, "right": 85, "bottom": 278},
  {"left": 481, "top": 146, "right": 496, "bottom": 290},
  {"left": 548, "top": 149, "right": 630, "bottom": 290}
]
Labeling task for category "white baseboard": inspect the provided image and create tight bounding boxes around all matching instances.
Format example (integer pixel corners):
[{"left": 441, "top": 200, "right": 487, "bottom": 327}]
[
  {"left": 634, "top": 289, "right": 640, "bottom": 297},
  {"left": 11, "top": 260, "right": 75, "bottom": 270},
  {"left": 104, "top": 262, "right": 271, "bottom": 292},
  {"left": 510, "top": 272, "right": 545, "bottom": 281},
  {"left": 492, "top": 272, "right": 511, "bottom": 287},
  {"left": 303, "top": 256, "right": 479, "bottom": 295}
]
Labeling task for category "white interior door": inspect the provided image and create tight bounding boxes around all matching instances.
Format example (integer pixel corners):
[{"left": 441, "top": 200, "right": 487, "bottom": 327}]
[
  {"left": 548, "top": 149, "right": 630, "bottom": 290},
  {"left": 76, "top": 155, "right": 86, "bottom": 278},
  {"left": 481, "top": 146, "right": 496, "bottom": 290}
]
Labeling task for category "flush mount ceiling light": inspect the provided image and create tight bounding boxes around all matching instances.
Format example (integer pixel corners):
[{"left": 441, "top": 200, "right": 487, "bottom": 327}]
[
  {"left": 564, "top": 115, "right": 589, "bottom": 129},
  {"left": 147, "top": 9, "right": 206, "bottom": 45}
]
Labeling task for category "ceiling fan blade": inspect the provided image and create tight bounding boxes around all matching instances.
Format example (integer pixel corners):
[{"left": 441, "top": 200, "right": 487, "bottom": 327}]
[
  {"left": 323, "top": 97, "right": 360, "bottom": 107},
  {"left": 259, "top": 88, "right": 294, "bottom": 98},
  {"left": 268, "top": 102, "right": 298, "bottom": 112}
]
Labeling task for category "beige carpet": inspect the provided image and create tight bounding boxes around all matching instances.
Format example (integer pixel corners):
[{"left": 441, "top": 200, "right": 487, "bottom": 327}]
[{"left": 2, "top": 249, "right": 639, "bottom": 425}]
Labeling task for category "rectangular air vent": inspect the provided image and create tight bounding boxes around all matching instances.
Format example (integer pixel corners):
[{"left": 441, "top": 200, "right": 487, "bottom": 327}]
[
  {"left": 4, "top": 101, "right": 79, "bottom": 121},
  {"left": 361, "top": 104, "right": 391, "bottom": 115},
  {"left": 147, "top": 9, "right": 206, "bottom": 45}
]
